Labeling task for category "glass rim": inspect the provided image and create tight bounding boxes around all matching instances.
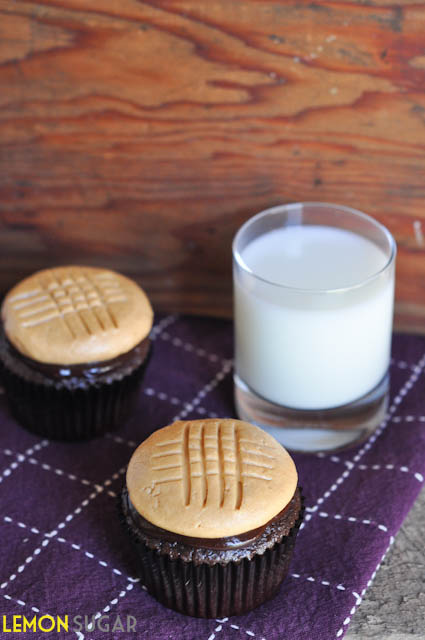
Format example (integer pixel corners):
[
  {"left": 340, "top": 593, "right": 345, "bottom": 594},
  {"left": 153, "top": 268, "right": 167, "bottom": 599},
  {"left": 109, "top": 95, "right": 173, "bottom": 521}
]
[{"left": 232, "top": 201, "right": 397, "bottom": 294}]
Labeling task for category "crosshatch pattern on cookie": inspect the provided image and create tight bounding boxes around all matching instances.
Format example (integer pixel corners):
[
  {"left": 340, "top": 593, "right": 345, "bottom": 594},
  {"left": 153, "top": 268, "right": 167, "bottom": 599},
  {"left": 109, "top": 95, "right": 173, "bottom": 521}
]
[
  {"left": 9, "top": 269, "right": 128, "bottom": 337},
  {"left": 151, "top": 420, "right": 276, "bottom": 510}
]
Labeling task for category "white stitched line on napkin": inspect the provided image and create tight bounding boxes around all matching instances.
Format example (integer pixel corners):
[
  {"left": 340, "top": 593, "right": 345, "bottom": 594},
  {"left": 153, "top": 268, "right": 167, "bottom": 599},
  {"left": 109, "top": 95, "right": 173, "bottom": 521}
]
[
  {"left": 230, "top": 630, "right": 264, "bottom": 640},
  {"left": 392, "top": 415, "right": 425, "bottom": 423},
  {"left": 210, "top": 617, "right": 267, "bottom": 640},
  {"left": 302, "top": 350, "right": 425, "bottom": 526},
  {"left": 149, "top": 312, "right": 229, "bottom": 365},
  {"left": 3, "top": 515, "right": 139, "bottom": 583},
  {"left": 144, "top": 387, "right": 219, "bottom": 418},
  {"left": 0, "top": 536, "right": 51, "bottom": 592},
  {"left": 145, "top": 387, "right": 181, "bottom": 405},
  {"left": 335, "top": 535, "right": 395, "bottom": 638},
  {"left": 290, "top": 573, "right": 346, "bottom": 591},
  {"left": 0, "top": 448, "right": 117, "bottom": 496},
  {"left": 149, "top": 314, "right": 178, "bottom": 339},
  {"left": 158, "top": 331, "right": 227, "bottom": 365},
  {"left": 356, "top": 464, "right": 424, "bottom": 483},
  {"left": 83, "top": 582, "right": 136, "bottom": 632},
  {"left": 0, "top": 440, "right": 49, "bottom": 485},
  {"left": 316, "top": 452, "right": 352, "bottom": 464},
  {"left": 3, "top": 515, "right": 41, "bottom": 536},
  {"left": 390, "top": 358, "right": 422, "bottom": 372},
  {"left": 172, "top": 359, "right": 233, "bottom": 422},
  {"left": 0, "top": 465, "right": 127, "bottom": 590},
  {"left": 86, "top": 581, "right": 150, "bottom": 633},
  {"left": 219, "top": 624, "right": 265, "bottom": 640},
  {"left": 315, "top": 454, "right": 424, "bottom": 484},
  {"left": 207, "top": 624, "right": 225, "bottom": 640},
  {"left": 105, "top": 433, "right": 138, "bottom": 448},
  {"left": 2, "top": 592, "right": 41, "bottom": 613},
  {"left": 317, "top": 511, "right": 389, "bottom": 532},
  {"left": 45, "top": 466, "right": 126, "bottom": 537}
]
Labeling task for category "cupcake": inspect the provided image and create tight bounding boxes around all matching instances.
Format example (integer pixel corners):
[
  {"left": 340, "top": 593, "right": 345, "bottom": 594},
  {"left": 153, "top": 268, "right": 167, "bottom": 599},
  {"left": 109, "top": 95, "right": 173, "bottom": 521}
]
[
  {"left": 120, "top": 418, "right": 303, "bottom": 618},
  {"left": 0, "top": 266, "right": 153, "bottom": 440}
]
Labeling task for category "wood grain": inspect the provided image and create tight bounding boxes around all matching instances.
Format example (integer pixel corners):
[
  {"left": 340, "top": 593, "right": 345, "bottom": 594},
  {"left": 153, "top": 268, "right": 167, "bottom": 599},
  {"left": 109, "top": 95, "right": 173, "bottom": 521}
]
[{"left": 0, "top": 0, "right": 424, "bottom": 331}]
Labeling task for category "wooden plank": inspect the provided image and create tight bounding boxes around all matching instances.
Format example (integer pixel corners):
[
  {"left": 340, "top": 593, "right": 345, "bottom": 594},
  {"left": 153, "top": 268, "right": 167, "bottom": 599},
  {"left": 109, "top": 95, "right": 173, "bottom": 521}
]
[{"left": 0, "top": 1, "right": 424, "bottom": 331}]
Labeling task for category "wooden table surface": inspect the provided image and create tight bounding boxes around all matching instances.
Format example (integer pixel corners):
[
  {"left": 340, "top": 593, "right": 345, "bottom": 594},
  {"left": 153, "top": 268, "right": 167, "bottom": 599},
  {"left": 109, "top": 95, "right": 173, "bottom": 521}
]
[{"left": 0, "top": 1, "right": 424, "bottom": 332}]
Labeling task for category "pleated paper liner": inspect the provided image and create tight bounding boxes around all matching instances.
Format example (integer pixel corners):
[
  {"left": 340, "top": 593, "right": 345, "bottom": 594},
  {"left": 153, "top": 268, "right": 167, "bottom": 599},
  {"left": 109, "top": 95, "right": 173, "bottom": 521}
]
[
  {"left": 0, "top": 345, "right": 151, "bottom": 441},
  {"left": 119, "top": 489, "right": 304, "bottom": 618}
]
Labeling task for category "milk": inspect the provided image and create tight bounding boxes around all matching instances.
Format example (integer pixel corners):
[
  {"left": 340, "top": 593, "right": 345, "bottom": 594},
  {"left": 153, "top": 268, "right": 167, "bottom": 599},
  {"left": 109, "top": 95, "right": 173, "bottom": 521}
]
[{"left": 234, "top": 225, "right": 395, "bottom": 410}]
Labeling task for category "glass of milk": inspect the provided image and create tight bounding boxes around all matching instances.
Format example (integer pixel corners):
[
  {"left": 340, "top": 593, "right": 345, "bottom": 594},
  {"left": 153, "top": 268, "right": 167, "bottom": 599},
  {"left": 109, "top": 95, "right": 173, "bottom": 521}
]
[{"left": 233, "top": 202, "right": 396, "bottom": 452}]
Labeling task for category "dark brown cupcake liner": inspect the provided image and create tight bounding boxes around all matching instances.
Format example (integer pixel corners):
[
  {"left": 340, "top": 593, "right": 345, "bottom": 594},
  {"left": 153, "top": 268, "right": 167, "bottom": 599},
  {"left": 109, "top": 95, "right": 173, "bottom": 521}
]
[
  {"left": 0, "top": 345, "right": 151, "bottom": 441},
  {"left": 119, "top": 488, "right": 304, "bottom": 618}
]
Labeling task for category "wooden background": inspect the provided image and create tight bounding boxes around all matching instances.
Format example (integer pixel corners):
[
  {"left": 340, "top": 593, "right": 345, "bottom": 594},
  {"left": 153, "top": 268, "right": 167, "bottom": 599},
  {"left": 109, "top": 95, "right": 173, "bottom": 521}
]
[{"left": 0, "top": 0, "right": 424, "bottom": 331}]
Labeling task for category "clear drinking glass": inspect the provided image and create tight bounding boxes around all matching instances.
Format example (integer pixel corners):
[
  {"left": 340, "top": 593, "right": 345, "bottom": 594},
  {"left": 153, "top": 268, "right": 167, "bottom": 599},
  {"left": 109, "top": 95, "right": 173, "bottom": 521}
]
[{"left": 233, "top": 202, "right": 396, "bottom": 452}]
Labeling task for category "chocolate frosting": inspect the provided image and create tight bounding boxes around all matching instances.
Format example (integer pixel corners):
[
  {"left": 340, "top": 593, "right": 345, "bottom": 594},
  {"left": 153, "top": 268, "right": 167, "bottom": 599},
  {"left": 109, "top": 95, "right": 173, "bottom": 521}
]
[
  {"left": 0, "top": 327, "right": 150, "bottom": 390},
  {"left": 121, "top": 487, "right": 302, "bottom": 566}
]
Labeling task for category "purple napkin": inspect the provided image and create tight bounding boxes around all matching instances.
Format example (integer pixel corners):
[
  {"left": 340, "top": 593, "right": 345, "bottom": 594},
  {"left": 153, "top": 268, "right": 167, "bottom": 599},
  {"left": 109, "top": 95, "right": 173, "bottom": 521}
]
[{"left": 0, "top": 314, "right": 424, "bottom": 640}]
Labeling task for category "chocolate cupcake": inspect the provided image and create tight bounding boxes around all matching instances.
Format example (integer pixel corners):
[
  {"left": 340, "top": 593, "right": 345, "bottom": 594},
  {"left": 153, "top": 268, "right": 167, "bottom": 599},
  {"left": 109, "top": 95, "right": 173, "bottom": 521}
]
[
  {"left": 0, "top": 266, "right": 153, "bottom": 440},
  {"left": 120, "top": 418, "right": 303, "bottom": 617}
]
